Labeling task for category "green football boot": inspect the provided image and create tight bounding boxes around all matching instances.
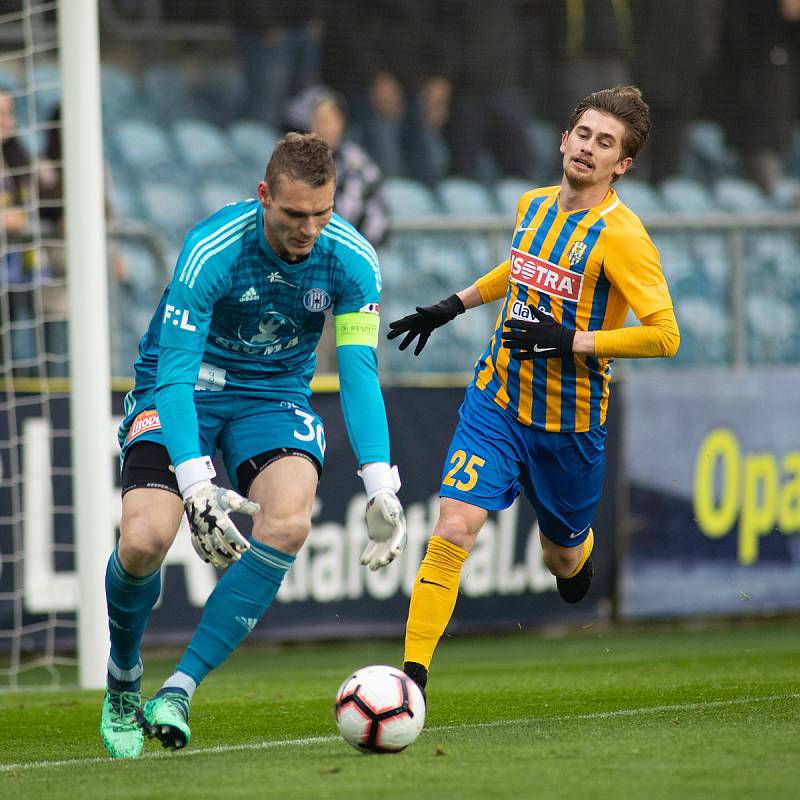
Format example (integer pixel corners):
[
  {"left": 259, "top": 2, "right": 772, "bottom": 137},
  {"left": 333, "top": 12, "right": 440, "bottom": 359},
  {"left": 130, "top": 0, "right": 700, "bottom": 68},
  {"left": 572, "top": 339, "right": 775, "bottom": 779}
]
[
  {"left": 137, "top": 687, "right": 192, "bottom": 751},
  {"left": 100, "top": 685, "right": 144, "bottom": 759}
]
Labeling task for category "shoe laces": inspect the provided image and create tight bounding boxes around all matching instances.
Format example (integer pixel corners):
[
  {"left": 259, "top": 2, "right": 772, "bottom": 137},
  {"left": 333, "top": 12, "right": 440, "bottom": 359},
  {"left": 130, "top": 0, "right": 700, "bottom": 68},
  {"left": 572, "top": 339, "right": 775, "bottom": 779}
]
[{"left": 108, "top": 688, "right": 141, "bottom": 721}]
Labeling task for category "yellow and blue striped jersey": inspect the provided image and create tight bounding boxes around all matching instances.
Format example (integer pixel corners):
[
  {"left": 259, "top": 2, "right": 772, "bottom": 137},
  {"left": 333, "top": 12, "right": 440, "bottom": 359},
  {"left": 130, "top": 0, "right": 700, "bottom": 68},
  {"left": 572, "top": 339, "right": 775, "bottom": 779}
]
[{"left": 473, "top": 185, "right": 673, "bottom": 432}]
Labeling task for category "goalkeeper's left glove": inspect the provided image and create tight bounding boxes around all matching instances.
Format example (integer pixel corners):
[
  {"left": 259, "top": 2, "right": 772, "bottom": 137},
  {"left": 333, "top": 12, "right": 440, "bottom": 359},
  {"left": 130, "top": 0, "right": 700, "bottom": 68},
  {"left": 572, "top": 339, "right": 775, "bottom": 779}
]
[
  {"left": 176, "top": 457, "right": 260, "bottom": 569},
  {"left": 358, "top": 463, "right": 406, "bottom": 571},
  {"left": 501, "top": 305, "right": 576, "bottom": 359}
]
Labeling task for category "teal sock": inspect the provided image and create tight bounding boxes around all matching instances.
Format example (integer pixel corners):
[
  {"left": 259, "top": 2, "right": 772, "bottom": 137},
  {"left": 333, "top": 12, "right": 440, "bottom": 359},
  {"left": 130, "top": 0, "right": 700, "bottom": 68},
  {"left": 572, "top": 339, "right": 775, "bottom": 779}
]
[
  {"left": 105, "top": 547, "right": 161, "bottom": 671},
  {"left": 176, "top": 541, "right": 295, "bottom": 685}
]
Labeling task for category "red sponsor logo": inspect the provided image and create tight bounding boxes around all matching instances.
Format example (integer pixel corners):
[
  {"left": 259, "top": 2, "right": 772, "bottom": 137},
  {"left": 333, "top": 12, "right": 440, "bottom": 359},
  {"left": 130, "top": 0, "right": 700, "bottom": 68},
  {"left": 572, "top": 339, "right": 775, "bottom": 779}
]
[
  {"left": 126, "top": 409, "right": 161, "bottom": 443},
  {"left": 509, "top": 247, "right": 583, "bottom": 302}
]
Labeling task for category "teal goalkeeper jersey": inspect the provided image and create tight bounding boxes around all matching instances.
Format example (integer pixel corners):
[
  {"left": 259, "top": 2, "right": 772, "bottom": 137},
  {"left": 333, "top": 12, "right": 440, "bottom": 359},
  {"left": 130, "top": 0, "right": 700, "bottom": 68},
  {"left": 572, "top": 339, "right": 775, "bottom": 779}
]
[{"left": 124, "top": 200, "right": 387, "bottom": 469}]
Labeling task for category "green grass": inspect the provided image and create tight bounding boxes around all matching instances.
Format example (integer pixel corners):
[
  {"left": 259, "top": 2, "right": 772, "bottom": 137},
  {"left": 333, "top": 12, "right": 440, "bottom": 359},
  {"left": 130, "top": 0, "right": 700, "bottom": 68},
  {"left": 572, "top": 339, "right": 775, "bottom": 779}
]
[{"left": 1, "top": 620, "right": 799, "bottom": 799}]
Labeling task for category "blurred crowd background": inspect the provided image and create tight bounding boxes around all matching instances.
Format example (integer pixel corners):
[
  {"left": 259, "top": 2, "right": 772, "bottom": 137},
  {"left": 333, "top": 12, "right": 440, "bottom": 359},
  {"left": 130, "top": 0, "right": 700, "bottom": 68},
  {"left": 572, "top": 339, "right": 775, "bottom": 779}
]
[{"left": 2, "top": 0, "right": 800, "bottom": 378}]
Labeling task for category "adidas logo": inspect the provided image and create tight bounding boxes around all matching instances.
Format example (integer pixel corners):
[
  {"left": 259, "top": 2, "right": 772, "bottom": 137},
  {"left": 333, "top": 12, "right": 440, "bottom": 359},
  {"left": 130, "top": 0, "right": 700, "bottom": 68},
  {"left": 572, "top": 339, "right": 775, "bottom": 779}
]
[
  {"left": 235, "top": 616, "right": 258, "bottom": 633},
  {"left": 238, "top": 286, "right": 259, "bottom": 302}
]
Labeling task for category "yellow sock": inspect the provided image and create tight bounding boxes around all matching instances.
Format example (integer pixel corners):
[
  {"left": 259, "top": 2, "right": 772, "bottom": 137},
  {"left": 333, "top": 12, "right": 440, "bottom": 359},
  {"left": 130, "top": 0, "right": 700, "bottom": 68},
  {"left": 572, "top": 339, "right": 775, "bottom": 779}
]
[
  {"left": 565, "top": 528, "right": 594, "bottom": 578},
  {"left": 403, "top": 535, "right": 469, "bottom": 669}
]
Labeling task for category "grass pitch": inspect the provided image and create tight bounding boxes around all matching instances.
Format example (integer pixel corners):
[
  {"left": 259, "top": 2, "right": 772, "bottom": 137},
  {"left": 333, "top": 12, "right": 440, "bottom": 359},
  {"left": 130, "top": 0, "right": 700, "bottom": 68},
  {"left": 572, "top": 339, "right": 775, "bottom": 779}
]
[{"left": 1, "top": 619, "right": 798, "bottom": 799}]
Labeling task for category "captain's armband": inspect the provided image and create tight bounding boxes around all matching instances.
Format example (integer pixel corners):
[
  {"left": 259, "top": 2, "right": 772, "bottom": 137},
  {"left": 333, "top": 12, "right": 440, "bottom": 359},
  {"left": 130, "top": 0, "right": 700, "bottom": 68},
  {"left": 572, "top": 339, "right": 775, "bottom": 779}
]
[{"left": 335, "top": 312, "right": 380, "bottom": 348}]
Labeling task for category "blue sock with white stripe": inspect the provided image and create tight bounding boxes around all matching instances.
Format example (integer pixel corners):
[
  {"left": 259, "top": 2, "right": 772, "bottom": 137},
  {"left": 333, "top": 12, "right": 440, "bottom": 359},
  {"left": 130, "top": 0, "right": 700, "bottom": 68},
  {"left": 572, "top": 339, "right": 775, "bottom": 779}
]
[
  {"left": 176, "top": 540, "right": 295, "bottom": 685},
  {"left": 105, "top": 547, "right": 161, "bottom": 672}
]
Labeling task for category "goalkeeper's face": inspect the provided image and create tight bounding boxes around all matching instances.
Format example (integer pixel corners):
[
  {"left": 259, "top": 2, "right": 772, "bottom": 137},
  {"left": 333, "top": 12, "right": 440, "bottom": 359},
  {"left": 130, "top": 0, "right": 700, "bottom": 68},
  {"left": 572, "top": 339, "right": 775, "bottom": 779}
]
[{"left": 259, "top": 177, "right": 335, "bottom": 262}]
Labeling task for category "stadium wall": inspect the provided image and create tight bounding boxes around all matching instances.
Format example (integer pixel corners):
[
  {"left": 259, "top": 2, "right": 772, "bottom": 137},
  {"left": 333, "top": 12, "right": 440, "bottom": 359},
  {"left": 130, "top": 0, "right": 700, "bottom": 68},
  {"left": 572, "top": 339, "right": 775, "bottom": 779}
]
[
  {"left": 0, "top": 386, "right": 618, "bottom": 652},
  {"left": 620, "top": 365, "right": 800, "bottom": 619}
]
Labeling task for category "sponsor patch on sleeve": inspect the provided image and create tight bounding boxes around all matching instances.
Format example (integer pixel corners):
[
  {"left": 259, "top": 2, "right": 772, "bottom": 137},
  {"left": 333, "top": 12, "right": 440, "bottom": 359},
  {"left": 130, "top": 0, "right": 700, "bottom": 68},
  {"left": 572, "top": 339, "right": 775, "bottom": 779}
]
[
  {"left": 358, "top": 302, "right": 380, "bottom": 314},
  {"left": 126, "top": 409, "right": 162, "bottom": 443}
]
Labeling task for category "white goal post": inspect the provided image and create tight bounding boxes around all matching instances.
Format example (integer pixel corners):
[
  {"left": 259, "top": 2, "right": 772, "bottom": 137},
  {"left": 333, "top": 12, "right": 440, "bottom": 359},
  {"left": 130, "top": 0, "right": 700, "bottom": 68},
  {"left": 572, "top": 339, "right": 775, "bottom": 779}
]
[{"left": 58, "top": 0, "right": 113, "bottom": 690}]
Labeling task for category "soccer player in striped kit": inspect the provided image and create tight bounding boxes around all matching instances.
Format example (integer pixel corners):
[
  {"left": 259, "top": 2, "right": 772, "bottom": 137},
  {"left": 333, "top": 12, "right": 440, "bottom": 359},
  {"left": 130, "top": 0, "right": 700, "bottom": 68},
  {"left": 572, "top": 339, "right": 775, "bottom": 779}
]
[
  {"left": 388, "top": 86, "right": 680, "bottom": 696},
  {"left": 101, "top": 133, "right": 406, "bottom": 757}
]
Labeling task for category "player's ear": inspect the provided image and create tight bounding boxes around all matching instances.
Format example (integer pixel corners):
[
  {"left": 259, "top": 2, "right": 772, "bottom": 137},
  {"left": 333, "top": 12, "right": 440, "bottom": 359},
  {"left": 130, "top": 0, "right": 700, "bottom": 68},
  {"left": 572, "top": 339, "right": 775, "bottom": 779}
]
[
  {"left": 559, "top": 130, "right": 568, "bottom": 154},
  {"left": 614, "top": 156, "right": 633, "bottom": 178},
  {"left": 257, "top": 181, "right": 270, "bottom": 208}
]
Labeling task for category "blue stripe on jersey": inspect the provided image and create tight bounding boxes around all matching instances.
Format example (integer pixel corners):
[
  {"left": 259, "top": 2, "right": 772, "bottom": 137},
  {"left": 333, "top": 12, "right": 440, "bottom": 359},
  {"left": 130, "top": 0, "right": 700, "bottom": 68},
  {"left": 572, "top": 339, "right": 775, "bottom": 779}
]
[
  {"left": 587, "top": 264, "right": 612, "bottom": 427},
  {"left": 478, "top": 292, "right": 512, "bottom": 400},
  {"left": 179, "top": 206, "right": 258, "bottom": 286},
  {"left": 523, "top": 203, "right": 560, "bottom": 428},
  {"left": 321, "top": 220, "right": 381, "bottom": 290},
  {"left": 512, "top": 194, "right": 550, "bottom": 248},
  {"left": 188, "top": 221, "right": 257, "bottom": 288},
  {"left": 552, "top": 214, "right": 601, "bottom": 429},
  {"left": 327, "top": 217, "right": 379, "bottom": 267}
]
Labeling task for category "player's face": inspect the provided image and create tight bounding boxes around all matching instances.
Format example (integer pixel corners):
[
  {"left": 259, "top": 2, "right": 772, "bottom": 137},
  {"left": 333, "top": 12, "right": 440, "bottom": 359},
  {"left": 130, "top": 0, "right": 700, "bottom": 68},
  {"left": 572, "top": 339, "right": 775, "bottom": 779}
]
[
  {"left": 560, "top": 109, "right": 632, "bottom": 189},
  {"left": 259, "top": 177, "right": 335, "bottom": 261}
]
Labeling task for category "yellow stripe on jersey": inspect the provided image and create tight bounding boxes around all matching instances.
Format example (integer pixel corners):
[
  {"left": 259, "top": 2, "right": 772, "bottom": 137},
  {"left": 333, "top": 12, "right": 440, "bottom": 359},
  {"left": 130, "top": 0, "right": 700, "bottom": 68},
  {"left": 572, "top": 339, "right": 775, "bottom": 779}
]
[{"left": 472, "top": 185, "right": 674, "bottom": 432}]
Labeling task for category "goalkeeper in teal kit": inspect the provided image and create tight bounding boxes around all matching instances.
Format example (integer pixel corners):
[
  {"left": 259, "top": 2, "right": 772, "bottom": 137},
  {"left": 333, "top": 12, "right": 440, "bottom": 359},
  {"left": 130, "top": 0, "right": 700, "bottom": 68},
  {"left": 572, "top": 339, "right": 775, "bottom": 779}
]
[{"left": 100, "top": 133, "right": 406, "bottom": 759}]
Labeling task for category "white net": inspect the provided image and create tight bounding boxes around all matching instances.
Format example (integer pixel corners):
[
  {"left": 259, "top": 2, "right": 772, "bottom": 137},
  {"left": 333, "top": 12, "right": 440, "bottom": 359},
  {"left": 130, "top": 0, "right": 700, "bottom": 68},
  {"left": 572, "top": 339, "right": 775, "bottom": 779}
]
[{"left": 0, "top": 0, "right": 75, "bottom": 689}]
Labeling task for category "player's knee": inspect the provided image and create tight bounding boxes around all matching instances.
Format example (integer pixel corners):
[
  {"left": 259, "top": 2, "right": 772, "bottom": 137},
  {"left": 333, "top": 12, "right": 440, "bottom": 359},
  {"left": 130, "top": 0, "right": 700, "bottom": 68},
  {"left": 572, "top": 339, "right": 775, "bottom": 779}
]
[
  {"left": 433, "top": 517, "right": 477, "bottom": 552},
  {"left": 118, "top": 510, "right": 172, "bottom": 573},
  {"left": 252, "top": 510, "right": 311, "bottom": 554},
  {"left": 542, "top": 548, "right": 580, "bottom": 578}
]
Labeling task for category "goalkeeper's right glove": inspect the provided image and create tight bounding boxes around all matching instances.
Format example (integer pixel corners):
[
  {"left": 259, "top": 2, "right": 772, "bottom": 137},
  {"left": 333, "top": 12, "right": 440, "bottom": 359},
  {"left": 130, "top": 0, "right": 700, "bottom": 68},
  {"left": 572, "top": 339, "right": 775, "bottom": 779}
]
[
  {"left": 176, "top": 457, "right": 260, "bottom": 569},
  {"left": 387, "top": 293, "right": 465, "bottom": 355}
]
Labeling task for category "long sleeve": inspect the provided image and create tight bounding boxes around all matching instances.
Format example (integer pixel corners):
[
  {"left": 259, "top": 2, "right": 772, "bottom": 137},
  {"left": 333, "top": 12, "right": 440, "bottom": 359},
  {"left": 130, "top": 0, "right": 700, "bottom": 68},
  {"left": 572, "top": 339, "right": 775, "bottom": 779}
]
[
  {"left": 593, "top": 307, "right": 680, "bottom": 358},
  {"left": 336, "top": 343, "right": 391, "bottom": 465},
  {"left": 475, "top": 259, "right": 511, "bottom": 303}
]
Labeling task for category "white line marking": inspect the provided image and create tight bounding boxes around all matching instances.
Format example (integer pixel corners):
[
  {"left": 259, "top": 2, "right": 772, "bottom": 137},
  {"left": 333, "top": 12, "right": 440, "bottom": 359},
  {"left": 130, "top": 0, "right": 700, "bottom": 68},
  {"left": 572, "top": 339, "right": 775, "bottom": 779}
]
[{"left": 1, "top": 693, "right": 797, "bottom": 773}]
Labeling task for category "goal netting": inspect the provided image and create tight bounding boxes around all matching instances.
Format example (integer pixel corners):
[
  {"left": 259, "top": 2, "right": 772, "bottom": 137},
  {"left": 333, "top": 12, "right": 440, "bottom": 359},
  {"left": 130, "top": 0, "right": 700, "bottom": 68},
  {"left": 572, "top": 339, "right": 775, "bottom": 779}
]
[{"left": 1, "top": 0, "right": 112, "bottom": 690}]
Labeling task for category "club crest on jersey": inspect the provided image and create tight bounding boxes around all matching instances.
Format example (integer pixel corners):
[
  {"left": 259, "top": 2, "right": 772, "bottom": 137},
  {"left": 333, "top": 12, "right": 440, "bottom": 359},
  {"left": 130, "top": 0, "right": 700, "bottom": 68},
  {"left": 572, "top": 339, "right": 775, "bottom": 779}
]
[
  {"left": 567, "top": 241, "right": 587, "bottom": 266},
  {"left": 303, "top": 288, "right": 331, "bottom": 312},
  {"left": 509, "top": 247, "right": 583, "bottom": 302}
]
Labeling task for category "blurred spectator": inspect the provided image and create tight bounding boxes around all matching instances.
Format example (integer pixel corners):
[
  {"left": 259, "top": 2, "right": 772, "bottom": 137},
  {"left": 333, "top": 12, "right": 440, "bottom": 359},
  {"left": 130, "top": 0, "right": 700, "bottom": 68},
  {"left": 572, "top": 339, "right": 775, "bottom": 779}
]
[
  {"left": 632, "top": 0, "right": 723, "bottom": 183},
  {"left": 440, "top": 1, "right": 532, "bottom": 180},
  {"left": 231, "top": 1, "right": 324, "bottom": 127},
  {"left": 710, "top": 0, "right": 800, "bottom": 193},
  {"left": 308, "top": 91, "right": 390, "bottom": 247},
  {"left": 36, "top": 104, "right": 127, "bottom": 376},
  {"left": 532, "top": 0, "right": 635, "bottom": 125},
  {"left": 0, "top": 87, "right": 36, "bottom": 374},
  {"left": 319, "top": 0, "right": 451, "bottom": 185}
]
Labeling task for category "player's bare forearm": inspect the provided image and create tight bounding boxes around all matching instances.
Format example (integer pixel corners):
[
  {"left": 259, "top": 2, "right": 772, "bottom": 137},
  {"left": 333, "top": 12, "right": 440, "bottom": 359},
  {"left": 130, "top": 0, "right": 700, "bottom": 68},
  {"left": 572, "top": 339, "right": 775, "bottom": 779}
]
[
  {"left": 572, "top": 330, "right": 596, "bottom": 354},
  {"left": 456, "top": 284, "right": 484, "bottom": 310}
]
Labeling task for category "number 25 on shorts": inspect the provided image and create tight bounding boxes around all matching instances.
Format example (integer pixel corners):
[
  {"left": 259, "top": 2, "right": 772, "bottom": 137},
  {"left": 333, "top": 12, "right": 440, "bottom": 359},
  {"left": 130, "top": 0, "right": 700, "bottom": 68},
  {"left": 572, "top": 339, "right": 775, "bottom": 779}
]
[{"left": 443, "top": 450, "right": 486, "bottom": 491}]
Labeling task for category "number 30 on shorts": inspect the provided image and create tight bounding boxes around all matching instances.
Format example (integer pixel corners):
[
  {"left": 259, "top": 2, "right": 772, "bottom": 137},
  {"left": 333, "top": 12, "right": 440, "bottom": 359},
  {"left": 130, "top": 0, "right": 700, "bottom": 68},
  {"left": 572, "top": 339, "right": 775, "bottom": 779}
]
[
  {"left": 293, "top": 409, "right": 326, "bottom": 455},
  {"left": 443, "top": 450, "right": 486, "bottom": 491}
]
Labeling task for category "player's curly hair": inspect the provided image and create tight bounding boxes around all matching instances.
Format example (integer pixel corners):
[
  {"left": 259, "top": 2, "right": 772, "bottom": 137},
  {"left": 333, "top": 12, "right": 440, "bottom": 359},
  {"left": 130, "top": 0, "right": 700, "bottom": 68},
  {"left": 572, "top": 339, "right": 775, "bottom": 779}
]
[
  {"left": 265, "top": 132, "right": 336, "bottom": 193},
  {"left": 568, "top": 85, "right": 651, "bottom": 161}
]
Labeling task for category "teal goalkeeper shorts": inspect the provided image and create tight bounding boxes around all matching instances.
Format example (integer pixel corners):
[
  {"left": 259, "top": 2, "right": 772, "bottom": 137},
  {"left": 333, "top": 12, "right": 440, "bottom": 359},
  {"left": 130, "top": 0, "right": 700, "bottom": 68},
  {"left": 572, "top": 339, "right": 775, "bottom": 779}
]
[
  {"left": 118, "top": 390, "right": 326, "bottom": 490},
  {"left": 439, "top": 384, "right": 606, "bottom": 547}
]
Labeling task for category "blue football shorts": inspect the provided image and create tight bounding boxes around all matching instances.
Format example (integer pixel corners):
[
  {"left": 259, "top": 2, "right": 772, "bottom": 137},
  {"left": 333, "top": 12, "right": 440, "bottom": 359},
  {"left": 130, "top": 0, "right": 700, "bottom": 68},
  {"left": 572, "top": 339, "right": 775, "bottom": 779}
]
[
  {"left": 118, "top": 390, "right": 326, "bottom": 489},
  {"left": 439, "top": 384, "right": 606, "bottom": 547}
]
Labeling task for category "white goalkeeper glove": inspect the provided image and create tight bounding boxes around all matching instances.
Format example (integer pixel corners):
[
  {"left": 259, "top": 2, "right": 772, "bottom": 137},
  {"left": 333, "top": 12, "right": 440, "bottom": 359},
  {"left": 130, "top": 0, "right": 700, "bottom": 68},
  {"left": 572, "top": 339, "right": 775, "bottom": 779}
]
[
  {"left": 176, "top": 457, "right": 260, "bottom": 569},
  {"left": 359, "top": 463, "right": 406, "bottom": 571}
]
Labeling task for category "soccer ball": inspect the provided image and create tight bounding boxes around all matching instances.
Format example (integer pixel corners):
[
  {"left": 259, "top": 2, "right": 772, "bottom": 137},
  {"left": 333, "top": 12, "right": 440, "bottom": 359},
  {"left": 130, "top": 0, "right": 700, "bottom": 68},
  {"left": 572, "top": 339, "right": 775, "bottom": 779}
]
[{"left": 334, "top": 664, "right": 426, "bottom": 753}]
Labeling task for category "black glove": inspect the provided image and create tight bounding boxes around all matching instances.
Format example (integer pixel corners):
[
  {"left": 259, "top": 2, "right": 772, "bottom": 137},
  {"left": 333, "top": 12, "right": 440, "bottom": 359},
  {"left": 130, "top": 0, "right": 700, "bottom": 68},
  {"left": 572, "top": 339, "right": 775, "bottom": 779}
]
[
  {"left": 501, "top": 305, "right": 576, "bottom": 360},
  {"left": 387, "top": 293, "right": 465, "bottom": 356}
]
